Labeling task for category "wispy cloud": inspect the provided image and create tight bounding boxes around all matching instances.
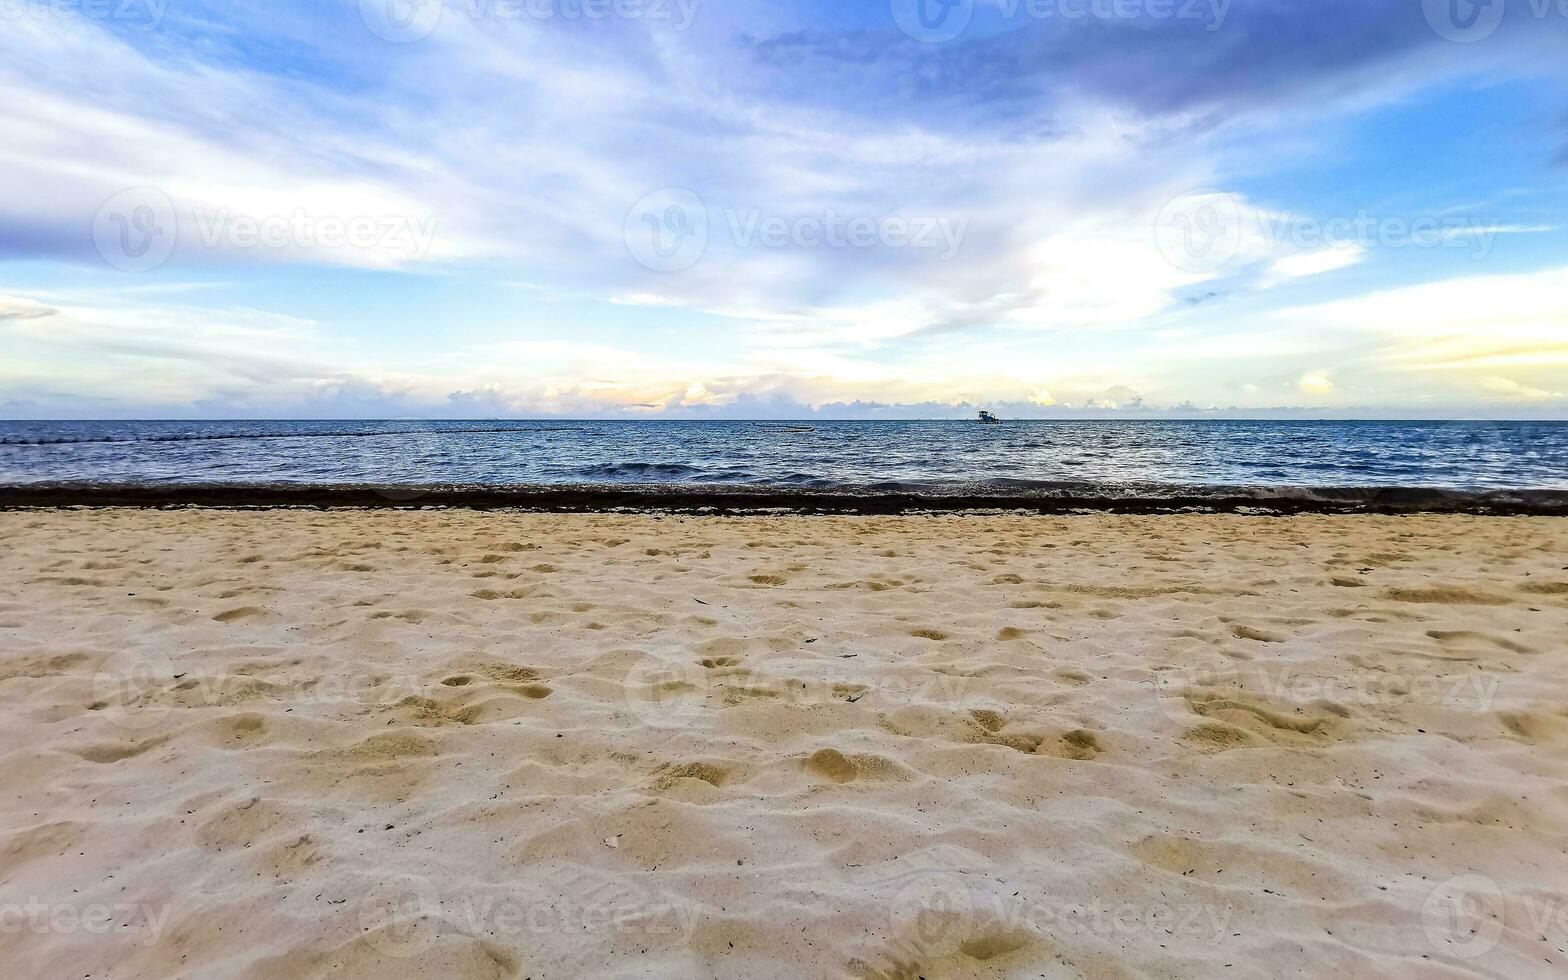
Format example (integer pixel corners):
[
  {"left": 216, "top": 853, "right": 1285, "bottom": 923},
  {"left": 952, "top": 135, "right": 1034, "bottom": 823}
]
[{"left": 0, "top": 0, "right": 1565, "bottom": 415}]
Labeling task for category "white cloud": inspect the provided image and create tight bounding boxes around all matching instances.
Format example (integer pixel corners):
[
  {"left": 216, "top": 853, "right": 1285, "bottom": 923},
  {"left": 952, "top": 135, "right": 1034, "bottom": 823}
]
[
  {"left": 1480, "top": 377, "right": 1562, "bottom": 401},
  {"left": 1276, "top": 265, "right": 1568, "bottom": 375},
  {"left": 1264, "top": 245, "right": 1366, "bottom": 284},
  {"left": 1298, "top": 371, "right": 1335, "bottom": 395}
]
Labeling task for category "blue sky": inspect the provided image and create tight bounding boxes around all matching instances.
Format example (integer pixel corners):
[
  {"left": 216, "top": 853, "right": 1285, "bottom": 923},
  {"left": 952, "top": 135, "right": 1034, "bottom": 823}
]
[{"left": 2, "top": 0, "right": 1566, "bottom": 418}]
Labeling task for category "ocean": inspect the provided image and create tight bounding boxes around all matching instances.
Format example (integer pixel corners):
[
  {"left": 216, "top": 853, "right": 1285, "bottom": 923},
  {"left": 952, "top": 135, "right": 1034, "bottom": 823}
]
[{"left": 1, "top": 419, "right": 1564, "bottom": 495}]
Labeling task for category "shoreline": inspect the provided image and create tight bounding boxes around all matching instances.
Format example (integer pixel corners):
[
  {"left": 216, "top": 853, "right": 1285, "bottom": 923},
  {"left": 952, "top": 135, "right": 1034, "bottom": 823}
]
[{"left": 3, "top": 481, "right": 1567, "bottom": 515}]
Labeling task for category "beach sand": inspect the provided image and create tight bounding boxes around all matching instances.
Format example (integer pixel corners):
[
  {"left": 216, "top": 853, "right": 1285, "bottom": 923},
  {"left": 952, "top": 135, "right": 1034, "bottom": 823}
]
[{"left": 1, "top": 509, "right": 1565, "bottom": 978}]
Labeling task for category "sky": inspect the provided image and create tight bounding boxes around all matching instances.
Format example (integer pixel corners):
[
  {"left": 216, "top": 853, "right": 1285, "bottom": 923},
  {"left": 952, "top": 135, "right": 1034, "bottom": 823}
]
[{"left": 2, "top": 0, "right": 1567, "bottom": 420}]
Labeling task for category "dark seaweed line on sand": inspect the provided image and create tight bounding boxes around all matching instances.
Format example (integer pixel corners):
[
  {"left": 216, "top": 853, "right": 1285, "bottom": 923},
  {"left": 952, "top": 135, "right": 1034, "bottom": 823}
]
[{"left": 2, "top": 483, "right": 1566, "bottom": 515}]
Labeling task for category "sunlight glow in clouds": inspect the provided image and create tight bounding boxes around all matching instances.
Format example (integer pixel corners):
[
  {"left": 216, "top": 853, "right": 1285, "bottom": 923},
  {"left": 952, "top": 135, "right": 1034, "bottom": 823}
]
[{"left": 0, "top": 0, "right": 1565, "bottom": 418}]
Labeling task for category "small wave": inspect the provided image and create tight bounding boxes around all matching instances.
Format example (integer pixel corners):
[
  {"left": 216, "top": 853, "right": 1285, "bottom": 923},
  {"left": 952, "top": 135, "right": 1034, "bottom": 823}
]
[
  {"left": 747, "top": 471, "right": 833, "bottom": 487},
  {"left": 572, "top": 461, "right": 709, "bottom": 480}
]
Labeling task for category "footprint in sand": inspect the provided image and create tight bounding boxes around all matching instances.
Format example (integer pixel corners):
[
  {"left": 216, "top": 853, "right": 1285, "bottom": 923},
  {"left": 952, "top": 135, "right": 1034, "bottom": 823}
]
[
  {"left": 213, "top": 606, "right": 267, "bottom": 623},
  {"left": 1184, "top": 691, "right": 1340, "bottom": 745},
  {"left": 805, "top": 747, "right": 858, "bottom": 783},
  {"left": 1427, "top": 629, "right": 1534, "bottom": 654},
  {"left": 1496, "top": 710, "right": 1568, "bottom": 744},
  {"left": 207, "top": 712, "right": 274, "bottom": 747},
  {"left": 471, "top": 588, "right": 530, "bottom": 600},
  {"left": 1183, "top": 721, "right": 1258, "bottom": 752},
  {"left": 1059, "top": 729, "right": 1101, "bottom": 760},
  {"left": 71, "top": 735, "right": 168, "bottom": 764},
  {"left": 1519, "top": 581, "right": 1568, "bottom": 595},
  {"left": 652, "top": 761, "right": 730, "bottom": 790},
  {"left": 1231, "top": 625, "right": 1283, "bottom": 643},
  {"left": 1383, "top": 586, "right": 1510, "bottom": 606}
]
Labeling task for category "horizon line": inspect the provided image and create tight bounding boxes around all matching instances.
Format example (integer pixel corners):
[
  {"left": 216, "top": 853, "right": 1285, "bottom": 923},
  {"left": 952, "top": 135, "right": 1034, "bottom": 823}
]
[{"left": 5, "top": 417, "right": 1568, "bottom": 424}]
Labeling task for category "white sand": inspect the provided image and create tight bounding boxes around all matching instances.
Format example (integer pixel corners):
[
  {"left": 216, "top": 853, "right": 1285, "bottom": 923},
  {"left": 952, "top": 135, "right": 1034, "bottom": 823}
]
[{"left": 1, "top": 509, "right": 1565, "bottom": 978}]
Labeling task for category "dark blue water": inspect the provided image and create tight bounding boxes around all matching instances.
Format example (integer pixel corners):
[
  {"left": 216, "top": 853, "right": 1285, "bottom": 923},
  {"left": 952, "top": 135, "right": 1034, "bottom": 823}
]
[{"left": 1, "top": 420, "right": 1564, "bottom": 491}]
